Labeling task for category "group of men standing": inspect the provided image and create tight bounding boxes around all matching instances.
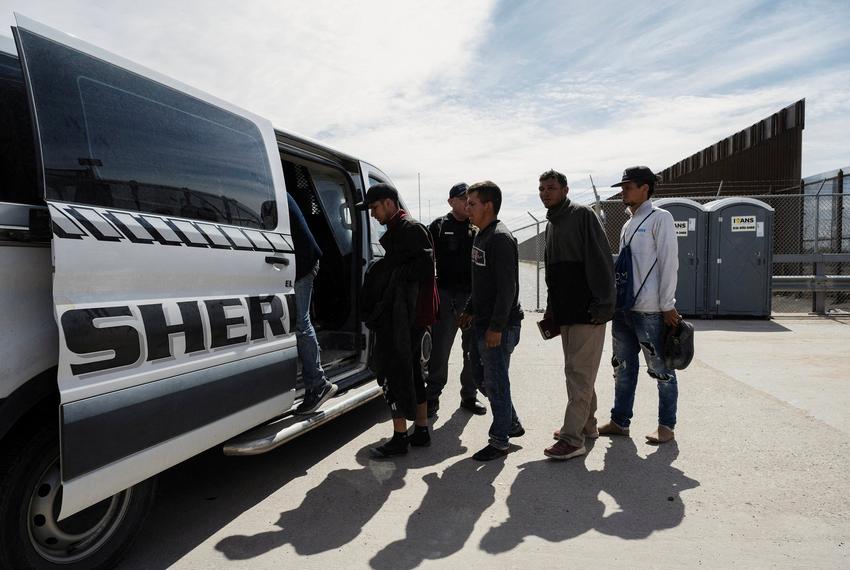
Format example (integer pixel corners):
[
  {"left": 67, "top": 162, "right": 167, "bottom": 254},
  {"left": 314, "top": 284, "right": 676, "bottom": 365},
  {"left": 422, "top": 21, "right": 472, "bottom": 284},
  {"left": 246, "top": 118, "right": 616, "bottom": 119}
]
[{"left": 357, "top": 165, "right": 681, "bottom": 462}]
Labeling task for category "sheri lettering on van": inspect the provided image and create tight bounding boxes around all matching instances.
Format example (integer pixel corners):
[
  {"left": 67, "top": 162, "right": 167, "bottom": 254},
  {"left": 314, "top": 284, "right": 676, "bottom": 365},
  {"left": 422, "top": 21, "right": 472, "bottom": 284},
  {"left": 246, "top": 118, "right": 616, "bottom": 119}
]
[{"left": 59, "top": 294, "right": 294, "bottom": 376}]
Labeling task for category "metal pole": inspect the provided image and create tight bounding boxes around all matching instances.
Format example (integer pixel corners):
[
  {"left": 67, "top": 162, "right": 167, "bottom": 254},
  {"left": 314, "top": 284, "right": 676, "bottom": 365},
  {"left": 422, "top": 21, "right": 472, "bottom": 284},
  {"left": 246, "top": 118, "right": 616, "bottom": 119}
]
[
  {"left": 812, "top": 179, "right": 827, "bottom": 313},
  {"left": 715, "top": 180, "right": 724, "bottom": 198},
  {"left": 528, "top": 211, "right": 541, "bottom": 311},
  {"left": 418, "top": 173, "right": 421, "bottom": 219}
]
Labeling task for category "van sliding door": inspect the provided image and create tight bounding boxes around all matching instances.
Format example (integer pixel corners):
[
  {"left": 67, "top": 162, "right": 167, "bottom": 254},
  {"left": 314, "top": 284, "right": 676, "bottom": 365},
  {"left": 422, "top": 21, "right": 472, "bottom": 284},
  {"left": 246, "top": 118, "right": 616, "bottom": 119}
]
[{"left": 14, "top": 15, "right": 297, "bottom": 519}]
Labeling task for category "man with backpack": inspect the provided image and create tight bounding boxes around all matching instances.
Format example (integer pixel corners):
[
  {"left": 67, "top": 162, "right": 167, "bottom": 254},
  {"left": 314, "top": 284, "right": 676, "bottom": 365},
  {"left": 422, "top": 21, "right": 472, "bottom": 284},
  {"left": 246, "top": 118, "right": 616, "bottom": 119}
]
[{"left": 603, "top": 166, "right": 681, "bottom": 444}]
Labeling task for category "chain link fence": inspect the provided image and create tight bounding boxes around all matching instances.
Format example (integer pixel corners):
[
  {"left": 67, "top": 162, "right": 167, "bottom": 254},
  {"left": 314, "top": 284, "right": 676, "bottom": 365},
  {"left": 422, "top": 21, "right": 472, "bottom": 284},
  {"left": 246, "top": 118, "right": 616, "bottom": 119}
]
[{"left": 512, "top": 172, "right": 849, "bottom": 315}]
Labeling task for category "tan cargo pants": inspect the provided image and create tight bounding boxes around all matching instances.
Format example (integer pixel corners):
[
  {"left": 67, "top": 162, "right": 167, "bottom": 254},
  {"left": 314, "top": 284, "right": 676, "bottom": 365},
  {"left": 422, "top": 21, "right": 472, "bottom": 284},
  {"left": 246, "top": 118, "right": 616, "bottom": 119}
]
[{"left": 558, "top": 323, "right": 607, "bottom": 447}]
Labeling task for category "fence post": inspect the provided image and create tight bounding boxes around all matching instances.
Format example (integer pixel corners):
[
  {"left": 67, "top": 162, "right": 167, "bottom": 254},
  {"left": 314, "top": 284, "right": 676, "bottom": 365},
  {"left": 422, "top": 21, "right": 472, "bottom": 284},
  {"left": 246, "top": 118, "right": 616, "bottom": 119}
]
[
  {"left": 837, "top": 170, "right": 844, "bottom": 257},
  {"left": 812, "top": 181, "right": 828, "bottom": 314},
  {"left": 528, "top": 212, "right": 542, "bottom": 311}
]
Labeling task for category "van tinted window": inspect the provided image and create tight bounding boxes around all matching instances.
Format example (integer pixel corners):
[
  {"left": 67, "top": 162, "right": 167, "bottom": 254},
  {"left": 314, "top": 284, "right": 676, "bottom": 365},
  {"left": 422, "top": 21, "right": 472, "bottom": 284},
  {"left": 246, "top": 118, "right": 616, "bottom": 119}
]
[
  {"left": 17, "top": 30, "right": 275, "bottom": 228},
  {"left": 0, "top": 53, "right": 39, "bottom": 205}
]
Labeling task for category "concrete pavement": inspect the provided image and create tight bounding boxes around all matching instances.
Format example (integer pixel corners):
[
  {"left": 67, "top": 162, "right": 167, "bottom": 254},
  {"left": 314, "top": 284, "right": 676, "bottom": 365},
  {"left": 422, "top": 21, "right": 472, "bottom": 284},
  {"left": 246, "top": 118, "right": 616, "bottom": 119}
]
[{"left": 120, "top": 317, "right": 850, "bottom": 569}]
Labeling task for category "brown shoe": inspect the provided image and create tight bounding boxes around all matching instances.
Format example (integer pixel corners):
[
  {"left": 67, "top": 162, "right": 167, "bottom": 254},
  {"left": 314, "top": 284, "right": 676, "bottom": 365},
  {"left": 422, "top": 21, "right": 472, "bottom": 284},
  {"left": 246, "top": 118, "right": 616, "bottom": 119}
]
[
  {"left": 552, "top": 427, "right": 600, "bottom": 440},
  {"left": 645, "top": 425, "right": 675, "bottom": 444},
  {"left": 598, "top": 421, "right": 630, "bottom": 437},
  {"left": 544, "top": 440, "right": 586, "bottom": 460}
]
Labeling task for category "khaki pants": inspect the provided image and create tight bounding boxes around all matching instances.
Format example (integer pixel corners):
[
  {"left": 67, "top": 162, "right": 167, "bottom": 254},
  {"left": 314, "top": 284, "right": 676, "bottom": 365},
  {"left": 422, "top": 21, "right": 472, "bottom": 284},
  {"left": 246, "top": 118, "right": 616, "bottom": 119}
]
[{"left": 558, "top": 323, "right": 606, "bottom": 447}]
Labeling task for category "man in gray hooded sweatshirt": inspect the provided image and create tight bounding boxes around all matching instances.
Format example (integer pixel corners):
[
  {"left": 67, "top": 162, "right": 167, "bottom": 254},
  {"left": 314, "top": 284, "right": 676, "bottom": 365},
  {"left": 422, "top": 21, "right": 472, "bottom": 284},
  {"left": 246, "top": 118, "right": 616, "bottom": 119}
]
[{"left": 539, "top": 169, "right": 615, "bottom": 460}]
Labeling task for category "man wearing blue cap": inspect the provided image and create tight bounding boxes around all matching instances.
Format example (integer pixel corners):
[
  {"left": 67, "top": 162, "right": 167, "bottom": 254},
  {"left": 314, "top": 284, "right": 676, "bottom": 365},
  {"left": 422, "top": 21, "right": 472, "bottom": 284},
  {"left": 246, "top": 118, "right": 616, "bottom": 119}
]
[{"left": 425, "top": 182, "right": 487, "bottom": 418}]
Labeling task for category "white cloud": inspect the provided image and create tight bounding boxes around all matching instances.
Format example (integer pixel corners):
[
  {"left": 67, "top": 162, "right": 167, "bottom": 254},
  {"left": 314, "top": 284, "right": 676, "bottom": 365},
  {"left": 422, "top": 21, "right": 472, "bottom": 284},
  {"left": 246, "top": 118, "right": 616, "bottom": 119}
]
[{"left": 2, "top": 0, "right": 848, "bottom": 228}]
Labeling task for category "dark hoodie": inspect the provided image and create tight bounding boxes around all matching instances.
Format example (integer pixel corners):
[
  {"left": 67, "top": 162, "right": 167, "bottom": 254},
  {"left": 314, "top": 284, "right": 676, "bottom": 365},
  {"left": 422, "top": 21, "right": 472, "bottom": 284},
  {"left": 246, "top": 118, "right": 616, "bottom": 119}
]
[{"left": 544, "top": 198, "right": 615, "bottom": 325}]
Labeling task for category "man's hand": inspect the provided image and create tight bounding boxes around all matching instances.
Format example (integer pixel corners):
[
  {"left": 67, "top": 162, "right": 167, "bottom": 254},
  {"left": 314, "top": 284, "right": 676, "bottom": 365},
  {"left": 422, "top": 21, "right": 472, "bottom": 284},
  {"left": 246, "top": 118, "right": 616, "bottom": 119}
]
[
  {"left": 457, "top": 312, "right": 474, "bottom": 331},
  {"left": 662, "top": 309, "right": 681, "bottom": 328},
  {"left": 485, "top": 329, "right": 502, "bottom": 348}
]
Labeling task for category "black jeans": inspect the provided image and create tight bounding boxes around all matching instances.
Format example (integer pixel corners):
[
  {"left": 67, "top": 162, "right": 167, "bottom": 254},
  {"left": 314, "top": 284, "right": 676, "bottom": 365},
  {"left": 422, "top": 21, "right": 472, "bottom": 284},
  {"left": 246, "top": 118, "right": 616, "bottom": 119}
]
[{"left": 425, "top": 288, "right": 480, "bottom": 402}]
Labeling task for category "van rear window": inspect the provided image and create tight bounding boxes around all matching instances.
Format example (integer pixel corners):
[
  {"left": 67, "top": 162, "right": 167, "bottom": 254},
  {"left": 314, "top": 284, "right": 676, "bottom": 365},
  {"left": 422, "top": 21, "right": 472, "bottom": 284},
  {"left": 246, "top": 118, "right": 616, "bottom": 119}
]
[
  {"left": 17, "top": 30, "right": 275, "bottom": 229},
  {"left": 0, "top": 53, "right": 39, "bottom": 205}
]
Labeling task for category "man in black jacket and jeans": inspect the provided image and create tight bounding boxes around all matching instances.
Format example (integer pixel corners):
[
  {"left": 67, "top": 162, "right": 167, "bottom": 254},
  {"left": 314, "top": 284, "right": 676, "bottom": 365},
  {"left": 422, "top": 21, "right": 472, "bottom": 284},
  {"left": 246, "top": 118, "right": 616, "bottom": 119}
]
[
  {"left": 425, "top": 182, "right": 486, "bottom": 418},
  {"left": 538, "top": 170, "right": 615, "bottom": 460},
  {"left": 458, "top": 181, "right": 524, "bottom": 461}
]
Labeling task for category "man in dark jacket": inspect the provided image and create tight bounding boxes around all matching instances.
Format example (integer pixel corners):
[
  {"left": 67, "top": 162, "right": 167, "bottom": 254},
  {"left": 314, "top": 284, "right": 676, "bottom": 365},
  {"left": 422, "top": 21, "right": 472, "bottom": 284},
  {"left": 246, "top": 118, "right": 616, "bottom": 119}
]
[
  {"left": 538, "top": 170, "right": 615, "bottom": 460},
  {"left": 458, "top": 181, "right": 524, "bottom": 461},
  {"left": 359, "top": 183, "right": 438, "bottom": 457},
  {"left": 425, "top": 182, "right": 486, "bottom": 418},
  {"left": 288, "top": 192, "right": 338, "bottom": 415}
]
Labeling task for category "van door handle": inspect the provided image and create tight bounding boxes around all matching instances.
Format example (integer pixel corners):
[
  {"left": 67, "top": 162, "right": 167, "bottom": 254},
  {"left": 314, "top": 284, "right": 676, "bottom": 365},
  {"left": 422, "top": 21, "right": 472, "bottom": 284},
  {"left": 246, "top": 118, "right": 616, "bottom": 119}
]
[{"left": 265, "top": 256, "right": 290, "bottom": 266}]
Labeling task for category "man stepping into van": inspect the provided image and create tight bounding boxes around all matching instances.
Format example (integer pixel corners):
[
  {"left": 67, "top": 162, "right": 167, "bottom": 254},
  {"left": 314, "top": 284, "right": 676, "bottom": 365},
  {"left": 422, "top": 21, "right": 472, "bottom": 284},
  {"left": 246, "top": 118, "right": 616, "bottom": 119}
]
[
  {"left": 425, "top": 182, "right": 487, "bottom": 418},
  {"left": 289, "top": 192, "right": 338, "bottom": 414},
  {"left": 359, "top": 183, "right": 438, "bottom": 457},
  {"left": 604, "top": 166, "right": 680, "bottom": 444}
]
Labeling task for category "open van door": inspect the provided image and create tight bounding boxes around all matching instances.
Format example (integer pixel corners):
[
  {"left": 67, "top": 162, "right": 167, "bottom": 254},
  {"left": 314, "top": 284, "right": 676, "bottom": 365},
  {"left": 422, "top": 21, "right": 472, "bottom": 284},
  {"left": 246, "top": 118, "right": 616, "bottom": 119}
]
[
  {"left": 13, "top": 15, "right": 298, "bottom": 520},
  {"left": 360, "top": 161, "right": 396, "bottom": 258}
]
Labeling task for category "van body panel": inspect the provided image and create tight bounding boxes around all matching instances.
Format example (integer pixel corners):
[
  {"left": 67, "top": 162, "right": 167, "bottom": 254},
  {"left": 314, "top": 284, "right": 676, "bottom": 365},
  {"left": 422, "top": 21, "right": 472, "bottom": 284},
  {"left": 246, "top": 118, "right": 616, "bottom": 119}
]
[
  {"left": 14, "top": 14, "right": 299, "bottom": 519},
  {"left": 0, "top": 240, "right": 56, "bottom": 399}
]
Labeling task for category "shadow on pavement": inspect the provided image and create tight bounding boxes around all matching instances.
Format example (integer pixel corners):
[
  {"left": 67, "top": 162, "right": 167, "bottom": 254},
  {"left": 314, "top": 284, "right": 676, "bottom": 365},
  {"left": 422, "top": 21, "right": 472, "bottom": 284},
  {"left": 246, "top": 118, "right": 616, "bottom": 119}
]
[
  {"left": 480, "top": 438, "right": 699, "bottom": 553},
  {"left": 120, "top": 398, "right": 390, "bottom": 570},
  {"left": 214, "top": 407, "right": 473, "bottom": 561},
  {"left": 690, "top": 319, "right": 791, "bottom": 333},
  {"left": 369, "top": 457, "right": 505, "bottom": 570}
]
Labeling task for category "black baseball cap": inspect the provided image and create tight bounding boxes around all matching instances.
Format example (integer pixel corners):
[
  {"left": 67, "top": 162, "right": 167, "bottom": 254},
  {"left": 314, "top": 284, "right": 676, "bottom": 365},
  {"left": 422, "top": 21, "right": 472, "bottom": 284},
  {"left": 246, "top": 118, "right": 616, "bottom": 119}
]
[
  {"left": 611, "top": 166, "right": 660, "bottom": 187},
  {"left": 448, "top": 182, "right": 468, "bottom": 199},
  {"left": 356, "top": 182, "right": 399, "bottom": 210}
]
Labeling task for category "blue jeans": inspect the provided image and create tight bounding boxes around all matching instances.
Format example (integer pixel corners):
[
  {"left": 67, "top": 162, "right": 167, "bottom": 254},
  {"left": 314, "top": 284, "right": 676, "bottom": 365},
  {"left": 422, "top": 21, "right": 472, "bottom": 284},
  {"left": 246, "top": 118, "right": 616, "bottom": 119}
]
[
  {"left": 294, "top": 264, "right": 327, "bottom": 394},
  {"left": 472, "top": 325, "right": 521, "bottom": 450},
  {"left": 425, "top": 288, "right": 479, "bottom": 402},
  {"left": 610, "top": 310, "right": 677, "bottom": 429}
]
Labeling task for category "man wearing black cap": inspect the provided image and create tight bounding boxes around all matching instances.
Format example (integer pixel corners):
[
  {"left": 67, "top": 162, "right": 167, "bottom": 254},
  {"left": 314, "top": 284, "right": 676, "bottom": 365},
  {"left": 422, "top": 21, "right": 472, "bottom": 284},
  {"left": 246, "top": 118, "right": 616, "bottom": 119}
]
[
  {"left": 425, "top": 182, "right": 486, "bottom": 418},
  {"left": 603, "top": 166, "right": 681, "bottom": 445},
  {"left": 359, "top": 183, "right": 438, "bottom": 457}
]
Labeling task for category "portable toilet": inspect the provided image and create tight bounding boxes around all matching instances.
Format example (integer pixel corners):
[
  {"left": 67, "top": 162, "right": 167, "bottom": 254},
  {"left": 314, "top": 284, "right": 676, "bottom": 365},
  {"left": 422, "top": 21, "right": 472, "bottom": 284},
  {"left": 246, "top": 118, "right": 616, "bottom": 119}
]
[
  {"left": 704, "top": 197, "right": 774, "bottom": 317},
  {"left": 654, "top": 198, "right": 707, "bottom": 316}
]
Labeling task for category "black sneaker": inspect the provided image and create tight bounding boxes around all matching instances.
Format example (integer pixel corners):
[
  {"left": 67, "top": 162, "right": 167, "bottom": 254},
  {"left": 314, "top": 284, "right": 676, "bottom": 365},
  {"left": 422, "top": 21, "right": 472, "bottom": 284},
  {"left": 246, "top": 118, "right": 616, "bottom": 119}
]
[
  {"left": 472, "top": 444, "right": 508, "bottom": 461},
  {"left": 509, "top": 421, "right": 525, "bottom": 438},
  {"left": 460, "top": 398, "right": 487, "bottom": 415},
  {"left": 426, "top": 399, "right": 439, "bottom": 419},
  {"left": 409, "top": 425, "right": 431, "bottom": 447},
  {"left": 294, "top": 382, "right": 338, "bottom": 415},
  {"left": 371, "top": 432, "right": 409, "bottom": 458}
]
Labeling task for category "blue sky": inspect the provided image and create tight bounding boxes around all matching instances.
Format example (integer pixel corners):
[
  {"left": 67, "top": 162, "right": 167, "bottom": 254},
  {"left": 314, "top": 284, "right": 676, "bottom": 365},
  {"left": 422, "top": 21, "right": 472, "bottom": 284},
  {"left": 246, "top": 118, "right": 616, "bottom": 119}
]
[{"left": 2, "top": 0, "right": 848, "bottom": 227}]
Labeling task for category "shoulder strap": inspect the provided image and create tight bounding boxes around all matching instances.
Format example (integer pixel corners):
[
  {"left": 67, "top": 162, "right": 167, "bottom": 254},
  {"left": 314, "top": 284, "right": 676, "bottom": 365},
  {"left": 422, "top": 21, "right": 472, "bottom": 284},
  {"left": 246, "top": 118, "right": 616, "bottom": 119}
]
[
  {"left": 633, "top": 258, "right": 658, "bottom": 304},
  {"left": 623, "top": 209, "right": 655, "bottom": 247}
]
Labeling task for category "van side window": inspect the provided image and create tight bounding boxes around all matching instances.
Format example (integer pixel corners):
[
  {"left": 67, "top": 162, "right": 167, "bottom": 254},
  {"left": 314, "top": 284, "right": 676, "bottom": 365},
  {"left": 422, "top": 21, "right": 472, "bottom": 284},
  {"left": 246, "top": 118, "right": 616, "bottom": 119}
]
[
  {"left": 0, "top": 53, "right": 39, "bottom": 205},
  {"left": 367, "top": 175, "right": 387, "bottom": 251},
  {"left": 17, "top": 30, "right": 275, "bottom": 229}
]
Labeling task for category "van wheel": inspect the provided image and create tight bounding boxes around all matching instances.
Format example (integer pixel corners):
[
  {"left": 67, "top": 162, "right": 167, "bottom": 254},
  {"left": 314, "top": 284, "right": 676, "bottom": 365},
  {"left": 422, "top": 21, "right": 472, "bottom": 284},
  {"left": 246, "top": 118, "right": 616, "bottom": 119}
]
[{"left": 0, "top": 423, "right": 156, "bottom": 569}]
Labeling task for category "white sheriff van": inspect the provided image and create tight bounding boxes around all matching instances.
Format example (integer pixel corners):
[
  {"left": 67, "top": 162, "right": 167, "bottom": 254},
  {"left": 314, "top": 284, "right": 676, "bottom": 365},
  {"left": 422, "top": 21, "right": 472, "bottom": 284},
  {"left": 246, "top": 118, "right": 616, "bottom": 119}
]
[{"left": 0, "top": 14, "right": 398, "bottom": 568}]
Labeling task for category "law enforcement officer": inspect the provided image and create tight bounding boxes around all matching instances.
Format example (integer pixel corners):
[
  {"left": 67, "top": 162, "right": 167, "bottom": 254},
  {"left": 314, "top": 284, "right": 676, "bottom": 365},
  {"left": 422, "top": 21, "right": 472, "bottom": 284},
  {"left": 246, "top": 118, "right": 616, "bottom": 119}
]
[{"left": 425, "top": 182, "right": 487, "bottom": 418}]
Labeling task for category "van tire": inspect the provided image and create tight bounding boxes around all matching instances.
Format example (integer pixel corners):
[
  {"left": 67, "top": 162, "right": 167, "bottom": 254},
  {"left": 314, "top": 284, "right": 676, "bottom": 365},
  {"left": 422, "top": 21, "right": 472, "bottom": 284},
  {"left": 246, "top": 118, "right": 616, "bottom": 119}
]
[{"left": 0, "top": 422, "right": 156, "bottom": 569}]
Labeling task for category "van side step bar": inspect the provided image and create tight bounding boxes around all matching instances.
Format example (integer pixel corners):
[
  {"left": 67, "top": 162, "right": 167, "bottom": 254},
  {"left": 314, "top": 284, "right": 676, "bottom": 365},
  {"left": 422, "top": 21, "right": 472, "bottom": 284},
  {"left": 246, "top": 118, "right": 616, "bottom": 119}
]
[{"left": 222, "top": 382, "right": 383, "bottom": 456}]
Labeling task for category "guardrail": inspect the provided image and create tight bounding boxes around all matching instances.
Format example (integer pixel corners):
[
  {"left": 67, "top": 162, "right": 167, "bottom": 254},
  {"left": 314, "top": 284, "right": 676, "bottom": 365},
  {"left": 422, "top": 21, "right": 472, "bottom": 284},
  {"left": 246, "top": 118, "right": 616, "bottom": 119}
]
[{"left": 772, "top": 253, "right": 850, "bottom": 313}]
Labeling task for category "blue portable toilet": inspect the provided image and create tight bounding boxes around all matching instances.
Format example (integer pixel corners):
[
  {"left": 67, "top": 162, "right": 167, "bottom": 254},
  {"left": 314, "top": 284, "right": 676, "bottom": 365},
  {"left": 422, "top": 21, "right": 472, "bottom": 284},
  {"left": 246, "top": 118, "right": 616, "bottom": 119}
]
[
  {"left": 654, "top": 198, "right": 707, "bottom": 316},
  {"left": 704, "top": 197, "right": 774, "bottom": 317}
]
